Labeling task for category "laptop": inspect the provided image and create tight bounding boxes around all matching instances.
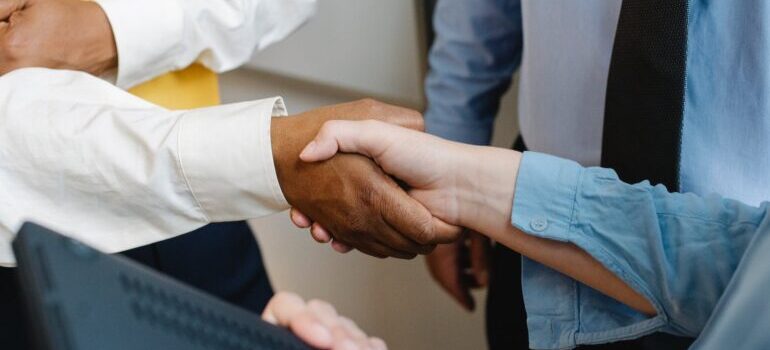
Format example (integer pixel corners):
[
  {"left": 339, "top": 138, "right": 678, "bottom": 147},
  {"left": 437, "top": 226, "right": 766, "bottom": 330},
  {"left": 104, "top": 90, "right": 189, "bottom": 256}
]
[{"left": 12, "top": 222, "right": 312, "bottom": 350}]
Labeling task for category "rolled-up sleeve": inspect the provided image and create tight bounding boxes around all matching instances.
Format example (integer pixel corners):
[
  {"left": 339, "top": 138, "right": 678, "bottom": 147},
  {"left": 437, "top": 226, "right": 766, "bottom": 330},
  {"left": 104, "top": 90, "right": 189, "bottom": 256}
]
[{"left": 512, "top": 152, "right": 767, "bottom": 349}]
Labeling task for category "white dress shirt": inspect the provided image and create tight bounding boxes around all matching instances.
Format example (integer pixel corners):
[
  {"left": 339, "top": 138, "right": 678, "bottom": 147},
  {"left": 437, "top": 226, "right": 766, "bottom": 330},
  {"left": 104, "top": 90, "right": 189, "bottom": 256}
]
[
  {"left": 0, "top": 0, "right": 316, "bottom": 266},
  {"left": 96, "top": 0, "right": 317, "bottom": 89}
]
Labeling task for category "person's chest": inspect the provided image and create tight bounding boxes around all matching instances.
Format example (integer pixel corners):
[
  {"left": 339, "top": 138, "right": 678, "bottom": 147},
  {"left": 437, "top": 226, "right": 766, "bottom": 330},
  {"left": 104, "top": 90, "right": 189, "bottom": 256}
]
[{"left": 518, "top": 0, "right": 770, "bottom": 204}]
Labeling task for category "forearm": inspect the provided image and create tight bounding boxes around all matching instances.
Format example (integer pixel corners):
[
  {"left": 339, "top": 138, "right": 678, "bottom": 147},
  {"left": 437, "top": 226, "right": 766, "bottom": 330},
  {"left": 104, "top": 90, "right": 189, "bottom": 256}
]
[
  {"left": 456, "top": 146, "right": 654, "bottom": 314},
  {"left": 0, "top": 69, "right": 288, "bottom": 265},
  {"left": 500, "top": 225, "right": 655, "bottom": 315},
  {"left": 479, "top": 150, "right": 768, "bottom": 338}
]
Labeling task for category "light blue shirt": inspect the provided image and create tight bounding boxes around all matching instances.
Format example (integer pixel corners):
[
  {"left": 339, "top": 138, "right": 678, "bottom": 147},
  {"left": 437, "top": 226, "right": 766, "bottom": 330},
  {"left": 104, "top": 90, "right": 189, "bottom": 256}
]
[
  {"left": 425, "top": 0, "right": 770, "bottom": 348},
  {"left": 513, "top": 152, "right": 770, "bottom": 349},
  {"left": 425, "top": 0, "right": 770, "bottom": 203}
]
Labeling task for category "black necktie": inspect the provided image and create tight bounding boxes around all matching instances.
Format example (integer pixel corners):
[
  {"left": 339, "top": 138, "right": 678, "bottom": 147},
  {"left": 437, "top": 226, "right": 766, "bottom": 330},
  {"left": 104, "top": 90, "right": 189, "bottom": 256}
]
[{"left": 600, "top": 0, "right": 689, "bottom": 190}]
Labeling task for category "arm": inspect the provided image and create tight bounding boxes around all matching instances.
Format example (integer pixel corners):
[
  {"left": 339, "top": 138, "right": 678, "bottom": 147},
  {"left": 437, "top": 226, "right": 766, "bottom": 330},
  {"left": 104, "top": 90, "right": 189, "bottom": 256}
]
[
  {"left": 96, "top": 0, "right": 316, "bottom": 88},
  {"left": 424, "top": 0, "right": 522, "bottom": 145},
  {"left": 0, "top": 68, "right": 454, "bottom": 265},
  {"left": 422, "top": 0, "right": 522, "bottom": 311},
  {"left": 0, "top": 68, "right": 288, "bottom": 265},
  {"left": 300, "top": 120, "right": 768, "bottom": 346},
  {"left": 0, "top": 0, "right": 315, "bottom": 89}
]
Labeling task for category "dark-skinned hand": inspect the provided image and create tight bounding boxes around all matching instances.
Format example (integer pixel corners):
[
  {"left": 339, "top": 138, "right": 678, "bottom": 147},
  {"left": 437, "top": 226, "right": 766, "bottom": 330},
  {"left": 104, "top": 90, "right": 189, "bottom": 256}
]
[
  {"left": 425, "top": 230, "right": 490, "bottom": 311},
  {"left": 272, "top": 99, "right": 462, "bottom": 259},
  {"left": 0, "top": 0, "right": 117, "bottom": 75}
]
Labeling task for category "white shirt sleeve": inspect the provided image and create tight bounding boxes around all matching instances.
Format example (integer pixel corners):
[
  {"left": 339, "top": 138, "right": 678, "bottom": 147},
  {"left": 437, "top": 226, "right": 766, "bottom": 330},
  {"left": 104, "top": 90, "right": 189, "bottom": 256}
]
[
  {"left": 0, "top": 68, "right": 290, "bottom": 266},
  {"left": 94, "top": 0, "right": 317, "bottom": 89}
]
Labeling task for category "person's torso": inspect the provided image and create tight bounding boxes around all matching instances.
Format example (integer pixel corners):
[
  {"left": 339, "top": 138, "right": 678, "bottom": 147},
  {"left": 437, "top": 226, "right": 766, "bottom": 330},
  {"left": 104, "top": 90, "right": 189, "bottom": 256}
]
[{"left": 518, "top": 0, "right": 770, "bottom": 205}]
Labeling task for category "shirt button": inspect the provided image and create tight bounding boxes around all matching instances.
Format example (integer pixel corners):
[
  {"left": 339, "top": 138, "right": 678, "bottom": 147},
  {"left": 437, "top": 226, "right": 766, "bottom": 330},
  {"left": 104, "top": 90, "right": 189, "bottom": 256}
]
[{"left": 530, "top": 218, "right": 548, "bottom": 232}]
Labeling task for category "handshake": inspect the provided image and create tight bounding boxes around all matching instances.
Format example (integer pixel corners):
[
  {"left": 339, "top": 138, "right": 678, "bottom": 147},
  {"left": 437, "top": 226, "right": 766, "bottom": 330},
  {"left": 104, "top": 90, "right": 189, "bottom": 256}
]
[{"left": 271, "top": 99, "right": 511, "bottom": 259}]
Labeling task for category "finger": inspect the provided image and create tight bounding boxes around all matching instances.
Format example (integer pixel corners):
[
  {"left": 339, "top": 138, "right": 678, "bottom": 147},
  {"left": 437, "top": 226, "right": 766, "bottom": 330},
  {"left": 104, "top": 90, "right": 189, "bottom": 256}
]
[
  {"left": 264, "top": 293, "right": 335, "bottom": 349},
  {"left": 352, "top": 243, "right": 388, "bottom": 259},
  {"left": 331, "top": 327, "right": 361, "bottom": 350},
  {"left": 380, "top": 179, "right": 462, "bottom": 245},
  {"left": 468, "top": 232, "right": 490, "bottom": 287},
  {"left": 0, "top": 0, "right": 26, "bottom": 22},
  {"left": 386, "top": 107, "right": 424, "bottom": 132},
  {"left": 330, "top": 239, "right": 353, "bottom": 253},
  {"left": 262, "top": 292, "right": 306, "bottom": 326},
  {"left": 425, "top": 243, "right": 474, "bottom": 311},
  {"left": 369, "top": 337, "right": 388, "bottom": 350},
  {"left": 311, "top": 222, "right": 333, "bottom": 243},
  {"left": 331, "top": 316, "right": 370, "bottom": 350},
  {"left": 365, "top": 239, "right": 416, "bottom": 260},
  {"left": 300, "top": 120, "right": 393, "bottom": 162},
  {"left": 290, "top": 208, "right": 313, "bottom": 228},
  {"left": 289, "top": 312, "right": 334, "bottom": 349},
  {"left": 378, "top": 219, "right": 435, "bottom": 255},
  {"left": 307, "top": 299, "right": 339, "bottom": 327},
  {"left": 338, "top": 316, "right": 367, "bottom": 340}
]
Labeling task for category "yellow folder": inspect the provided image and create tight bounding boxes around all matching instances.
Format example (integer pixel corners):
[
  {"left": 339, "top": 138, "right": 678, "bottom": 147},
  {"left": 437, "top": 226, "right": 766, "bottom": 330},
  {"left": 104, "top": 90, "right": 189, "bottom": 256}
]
[{"left": 128, "top": 63, "right": 220, "bottom": 109}]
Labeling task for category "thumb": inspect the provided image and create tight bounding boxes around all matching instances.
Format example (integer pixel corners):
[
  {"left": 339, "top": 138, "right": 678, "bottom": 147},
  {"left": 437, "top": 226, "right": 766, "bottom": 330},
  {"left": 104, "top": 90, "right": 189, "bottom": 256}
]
[
  {"left": 299, "top": 119, "right": 390, "bottom": 162},
  {"left": 0, "top": 0, "right": 26, "bottom": 21}
]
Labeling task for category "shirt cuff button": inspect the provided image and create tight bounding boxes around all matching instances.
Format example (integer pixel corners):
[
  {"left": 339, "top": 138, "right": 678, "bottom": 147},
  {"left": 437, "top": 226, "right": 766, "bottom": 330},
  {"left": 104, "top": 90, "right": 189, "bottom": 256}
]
[{"left": 530, "top": 218, "right": 548, "bottom": 232}]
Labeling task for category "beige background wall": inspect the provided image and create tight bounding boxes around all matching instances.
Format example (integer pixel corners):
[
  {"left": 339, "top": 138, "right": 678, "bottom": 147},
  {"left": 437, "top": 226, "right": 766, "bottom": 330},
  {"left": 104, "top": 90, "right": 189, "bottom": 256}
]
[{"left": 219, "top": 1, "right": 520, "bottom": 348}]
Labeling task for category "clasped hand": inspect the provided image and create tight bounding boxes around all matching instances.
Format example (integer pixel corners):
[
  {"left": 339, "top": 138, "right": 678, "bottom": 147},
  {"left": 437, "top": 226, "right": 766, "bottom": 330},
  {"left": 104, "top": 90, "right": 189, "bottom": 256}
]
[
  {"left": 284, "top": 106, "right": 519, "bottom": 257},
  {"left": 272, "top": 100, "right": 465, "bottom": 259}
]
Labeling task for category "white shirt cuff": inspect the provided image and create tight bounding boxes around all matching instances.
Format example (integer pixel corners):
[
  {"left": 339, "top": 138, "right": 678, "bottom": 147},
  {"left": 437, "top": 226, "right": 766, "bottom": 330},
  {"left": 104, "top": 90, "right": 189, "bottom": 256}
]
[
  {"left": 95, "top": 0, "right": 184, "bottom": 89},
  {"left": 178, "top": 97, "right": 290, "bottom": 221}
]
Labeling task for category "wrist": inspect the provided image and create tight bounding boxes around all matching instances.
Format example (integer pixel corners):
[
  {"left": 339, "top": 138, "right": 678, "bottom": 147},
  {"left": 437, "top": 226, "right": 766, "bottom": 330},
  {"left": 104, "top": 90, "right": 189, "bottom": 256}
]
[
  {"left": 270, "top": 117, "right": 297, "bottom": 203},
  {"left": 455, "top": 146, "right": 521, "bottom": 237},
  {"left": 270, "top": 115, "right": 323, "bottom": 205},
  {"left": 84, "top": 2, "right": 118, "bottom": 74}
]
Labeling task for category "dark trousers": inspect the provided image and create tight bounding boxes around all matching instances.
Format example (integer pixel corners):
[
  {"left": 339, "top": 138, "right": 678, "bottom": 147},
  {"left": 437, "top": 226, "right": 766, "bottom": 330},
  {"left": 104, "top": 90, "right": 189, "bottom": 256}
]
[
  {"left": 0, "top": 221, "right": 273, "bottom": 349},
  {"left": 485, "top": 137, "right": 694, "bottom": 350}
]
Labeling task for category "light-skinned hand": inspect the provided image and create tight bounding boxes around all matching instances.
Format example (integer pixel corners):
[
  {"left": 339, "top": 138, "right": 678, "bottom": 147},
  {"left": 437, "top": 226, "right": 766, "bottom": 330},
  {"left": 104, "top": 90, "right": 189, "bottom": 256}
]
[
  {"left": 291, "top": 119, "right": 519, "bottom": 251},
  {"left": 292, "top": 120, "right": 657, "bottom": 316},
  {"left": 262, "top": 292, "right": 387, "bottom": 350}
]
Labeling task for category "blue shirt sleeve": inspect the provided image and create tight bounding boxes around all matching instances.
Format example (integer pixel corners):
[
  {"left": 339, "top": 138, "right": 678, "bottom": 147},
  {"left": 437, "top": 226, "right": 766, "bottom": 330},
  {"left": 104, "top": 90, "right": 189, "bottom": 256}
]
[
  {"left": 512, "top": 152, "right": 769, "bottom": 349},
  {"left": 689, "top": 221, "right": 770, "bottom": 349},
  {"left": 424, "top": 0, "right": 523, "bottom": 145}
]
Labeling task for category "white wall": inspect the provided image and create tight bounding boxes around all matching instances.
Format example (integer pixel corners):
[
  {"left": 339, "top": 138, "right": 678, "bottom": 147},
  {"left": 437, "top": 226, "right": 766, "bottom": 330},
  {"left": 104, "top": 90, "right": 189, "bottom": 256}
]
[{"left": 246, "top": 0, "right": 427, "bottom": 107}]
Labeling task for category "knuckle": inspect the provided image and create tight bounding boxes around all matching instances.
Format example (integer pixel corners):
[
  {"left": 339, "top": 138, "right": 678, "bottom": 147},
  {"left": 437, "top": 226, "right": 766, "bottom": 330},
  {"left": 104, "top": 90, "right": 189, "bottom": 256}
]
[
  {"left": 411, "top": 218, "right": 436, "bottom": 245},
  {"left": 360, "top": 98, "right": 386, "bottom": 114},
  {"left": 358, "top": 98, "right": 379, "bottom": 108},
  {"left": 318, "top": 120, "right": 339, "bottom": 136},
  {"left": 404, "top": 108, "right": 422, "bottom": 119},
  {"left": 404, "top": 110, "right": 425, "bottom": 130},
  {"left": 307, "top": 299, "right": 335, "bottom": 313},
  {"left": 345, "top": 219, "right": 370, "bottom": 240},
  {"left": 273, "top": 291, "right": 303, "bottom": 305},
  {"left": 357, "top": 182, "right": 379, "bottom": 209}
]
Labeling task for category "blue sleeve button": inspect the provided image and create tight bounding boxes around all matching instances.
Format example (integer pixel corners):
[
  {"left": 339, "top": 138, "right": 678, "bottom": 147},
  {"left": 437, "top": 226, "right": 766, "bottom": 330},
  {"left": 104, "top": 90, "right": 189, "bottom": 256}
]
[{"left": 530, "top": 218, "right": 548, "bottom": 232}]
